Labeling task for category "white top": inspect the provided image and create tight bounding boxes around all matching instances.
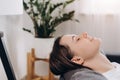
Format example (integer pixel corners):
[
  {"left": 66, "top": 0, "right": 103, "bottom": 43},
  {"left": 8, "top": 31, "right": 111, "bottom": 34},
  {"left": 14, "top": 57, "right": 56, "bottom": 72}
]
[{"left": 103, "top": 62, "right": 120, "bottom": 80}]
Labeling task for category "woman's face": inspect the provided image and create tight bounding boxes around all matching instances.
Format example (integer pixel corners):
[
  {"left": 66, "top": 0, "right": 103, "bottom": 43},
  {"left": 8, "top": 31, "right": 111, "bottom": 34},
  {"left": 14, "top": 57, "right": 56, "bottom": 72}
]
[{"left": 60, "top": 32, "right": 101, "bottom": 60}]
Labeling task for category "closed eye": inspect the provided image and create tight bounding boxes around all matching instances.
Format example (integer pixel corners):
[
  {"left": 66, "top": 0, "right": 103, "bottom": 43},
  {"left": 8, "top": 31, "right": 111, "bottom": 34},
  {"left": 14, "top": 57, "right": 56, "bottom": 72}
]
[
  {"left": 72, "top": 36, "right": 75, "bottom": 41},
  {"left": 72, "top": 35, "right": 80, "bottom": 42}
]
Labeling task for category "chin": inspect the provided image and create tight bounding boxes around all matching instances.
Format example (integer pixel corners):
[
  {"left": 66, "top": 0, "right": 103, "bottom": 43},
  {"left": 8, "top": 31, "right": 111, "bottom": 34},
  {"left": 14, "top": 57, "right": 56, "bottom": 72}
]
[
  {"left": 94, "top": 37, "right": 101, "bottom": 43},
  {"left": 98, "top": 38, "right": 102, "bottom": 42},
  {"left": 94, "top": 38, "right": 101, "bottom": 48}
]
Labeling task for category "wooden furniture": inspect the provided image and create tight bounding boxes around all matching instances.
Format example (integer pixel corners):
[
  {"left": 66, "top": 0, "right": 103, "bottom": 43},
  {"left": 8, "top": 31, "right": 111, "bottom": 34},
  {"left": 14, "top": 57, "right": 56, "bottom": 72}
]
[{"left": 27, "top": 48, "right": 54, "bottom": 80}]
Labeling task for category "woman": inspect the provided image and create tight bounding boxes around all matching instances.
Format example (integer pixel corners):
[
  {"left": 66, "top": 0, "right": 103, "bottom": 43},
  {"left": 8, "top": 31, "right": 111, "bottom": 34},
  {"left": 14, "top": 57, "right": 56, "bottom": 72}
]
[{"left": 49, "top": 32, "right": 120, "bottom": 80}]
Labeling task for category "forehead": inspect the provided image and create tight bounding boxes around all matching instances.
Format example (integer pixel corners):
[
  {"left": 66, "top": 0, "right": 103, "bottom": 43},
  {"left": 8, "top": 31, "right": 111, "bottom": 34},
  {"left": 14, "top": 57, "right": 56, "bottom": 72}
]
[{"left": 60, "top": 34, "right": 76, "bottom": 45}]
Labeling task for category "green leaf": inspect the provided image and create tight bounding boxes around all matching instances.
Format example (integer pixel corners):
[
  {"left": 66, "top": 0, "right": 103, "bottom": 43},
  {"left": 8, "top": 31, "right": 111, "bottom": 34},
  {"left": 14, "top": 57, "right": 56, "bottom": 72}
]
[
  {"left": 23, "top": 1, "right": 29, "bottom": 10},
  {"left": 50, "top": 11, "right": 75, "bottom": 28},
  {"left": 23, "top": 0, "right": 77, "bottom": 38},
  {"left": 73, "top": 19, "right": 80, "bottom": 22},
  {"left": 62, "top": 11, "right": 75, "bottom": 19},
  {"left": 44, "top": 0, "right": 50, "bottom": 12},
  {"left": 49, "top": 2, "right": 63, "bottom": 14},
  {"left": 23, "top": 28, "right": 32, "bottom": 33},
  {"left": 66, "top": 0, "right": 75, "bottom": 4}
]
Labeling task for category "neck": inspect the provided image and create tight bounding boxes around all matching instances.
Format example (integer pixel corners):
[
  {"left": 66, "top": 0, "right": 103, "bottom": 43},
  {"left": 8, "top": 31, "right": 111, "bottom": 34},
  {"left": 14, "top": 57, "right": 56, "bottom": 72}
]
[{"left": 83, "top": 52, "right": 114, "bottom": 73}]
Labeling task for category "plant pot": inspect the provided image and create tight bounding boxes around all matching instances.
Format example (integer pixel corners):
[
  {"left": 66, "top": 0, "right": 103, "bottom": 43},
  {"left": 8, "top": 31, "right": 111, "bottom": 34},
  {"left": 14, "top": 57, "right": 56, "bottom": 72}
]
[{"left": 32, "top": 38, "right": 55, "bottom": 58}]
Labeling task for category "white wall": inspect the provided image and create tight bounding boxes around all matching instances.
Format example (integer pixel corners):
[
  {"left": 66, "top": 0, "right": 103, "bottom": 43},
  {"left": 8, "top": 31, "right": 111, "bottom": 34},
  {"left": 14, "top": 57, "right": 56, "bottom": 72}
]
[
  {"left": 55, "top": 14, "right": 120, "bottom": 54},
  {"left": 0, "top": 16, "right": 26, "bottom": 77},
  {"left": 0, "top": 0, "right": 23, "bottom": 15},
  {"left": 1, "top": 0, "right": 120, "bottom": 80}
]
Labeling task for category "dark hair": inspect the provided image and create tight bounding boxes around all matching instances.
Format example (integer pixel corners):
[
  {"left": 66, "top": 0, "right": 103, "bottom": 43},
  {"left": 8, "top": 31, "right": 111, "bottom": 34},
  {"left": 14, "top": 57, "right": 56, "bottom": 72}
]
[{"left": 49, "top": 36, "right": 85, "bottom": 75}]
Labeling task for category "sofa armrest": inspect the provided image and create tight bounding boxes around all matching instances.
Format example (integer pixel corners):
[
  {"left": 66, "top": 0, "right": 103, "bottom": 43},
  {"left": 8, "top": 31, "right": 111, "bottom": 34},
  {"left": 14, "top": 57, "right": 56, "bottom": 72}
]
[{"left": 106, "top": 55, "right": 120, "bottom": 63}]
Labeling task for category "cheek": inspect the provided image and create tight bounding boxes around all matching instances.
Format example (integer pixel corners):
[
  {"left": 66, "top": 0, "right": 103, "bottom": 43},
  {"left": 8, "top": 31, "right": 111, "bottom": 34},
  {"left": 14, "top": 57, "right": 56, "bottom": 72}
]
[
  {"left": 84, "top": 43, "right": 100, "bottom": 59},
  {"left": 77, "top": 42, "right": 100, "bottom": 59},
  {"left": 70, "top": 40, "right": 101, "bottom": 59},
  {"left": 71, "top": 43, "right": 90, "bottom": 59}
]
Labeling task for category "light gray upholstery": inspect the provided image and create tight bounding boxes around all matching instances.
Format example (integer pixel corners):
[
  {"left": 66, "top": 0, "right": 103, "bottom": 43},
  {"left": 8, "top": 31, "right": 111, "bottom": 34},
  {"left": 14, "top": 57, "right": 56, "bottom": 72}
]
[{"left": 60, "top": 68, "right": 108, "bottom": 80}]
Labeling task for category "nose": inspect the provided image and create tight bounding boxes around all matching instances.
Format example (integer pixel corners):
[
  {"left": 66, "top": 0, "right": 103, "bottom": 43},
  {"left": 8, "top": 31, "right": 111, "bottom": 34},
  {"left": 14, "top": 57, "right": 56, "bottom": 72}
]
[
  {"left": 76, "top": 32, "right": 88, "bottom": 39},
  {"left": 79, "top": 32, "right": 88, "bottom": 38}
]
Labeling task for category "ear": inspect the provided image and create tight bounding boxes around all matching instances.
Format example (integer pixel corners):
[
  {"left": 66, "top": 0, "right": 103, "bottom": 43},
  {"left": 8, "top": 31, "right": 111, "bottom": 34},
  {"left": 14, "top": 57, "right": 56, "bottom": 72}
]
[{"left": 71, "top": 56, "right": 84, "bottom": 65}]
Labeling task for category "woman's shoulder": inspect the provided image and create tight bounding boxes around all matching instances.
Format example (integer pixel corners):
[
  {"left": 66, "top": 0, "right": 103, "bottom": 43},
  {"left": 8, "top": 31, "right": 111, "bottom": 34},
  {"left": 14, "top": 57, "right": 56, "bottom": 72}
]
[{"left": 60, "top": 68, "right": 107, "bottom": 80}]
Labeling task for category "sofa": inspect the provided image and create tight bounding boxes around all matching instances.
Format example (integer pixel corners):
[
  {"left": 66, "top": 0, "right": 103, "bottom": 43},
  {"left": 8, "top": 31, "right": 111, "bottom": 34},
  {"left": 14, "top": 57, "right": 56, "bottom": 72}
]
[{"left": 106, "top": 54, "right": 120, "bottom": 63}]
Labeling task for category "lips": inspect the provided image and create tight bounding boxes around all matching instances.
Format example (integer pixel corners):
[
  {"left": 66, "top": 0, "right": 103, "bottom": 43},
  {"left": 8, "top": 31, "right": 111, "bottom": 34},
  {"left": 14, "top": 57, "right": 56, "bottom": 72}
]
[
  {"left": 88, "top": 35, "right": 93, "bottom": 41},
  {"left": 90, "top": 37, "right": 94, "bottom": 41}
]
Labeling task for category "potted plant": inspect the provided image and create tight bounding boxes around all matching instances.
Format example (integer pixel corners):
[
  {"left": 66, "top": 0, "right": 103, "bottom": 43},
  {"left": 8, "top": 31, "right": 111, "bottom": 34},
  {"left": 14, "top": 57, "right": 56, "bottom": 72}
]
[
  {"left": 23, "top": 0, "right": 78, "bottom": 38},
  {"left": 23, "top": 0, "right": 79, "bottom": 75},
  {"left": 23, "top": 0, "right": 79, "bottom": 58}
]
